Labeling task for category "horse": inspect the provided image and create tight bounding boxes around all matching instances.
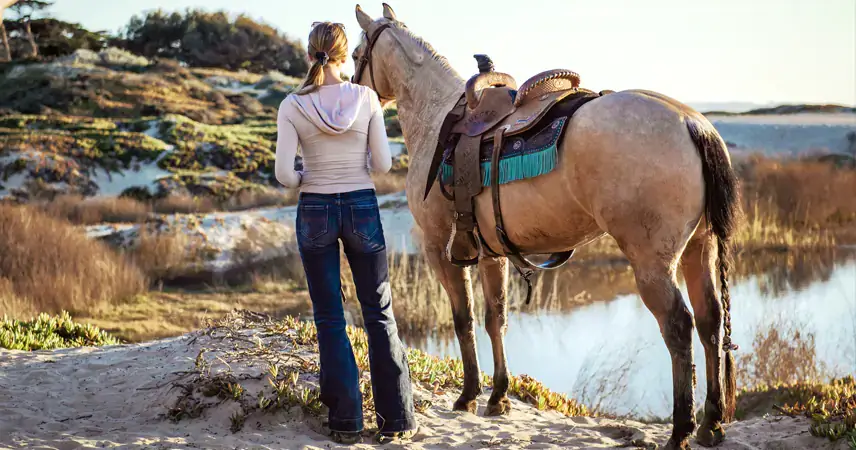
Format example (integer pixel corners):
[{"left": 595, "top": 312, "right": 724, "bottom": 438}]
[{"left": 350, "top": 5, "right": 740, "bottom": 449}]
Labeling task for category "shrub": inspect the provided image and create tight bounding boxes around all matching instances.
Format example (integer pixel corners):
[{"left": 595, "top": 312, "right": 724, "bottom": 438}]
[
  {"left": 123, "top": 230, "right": 198, "bottom": 281},
  {"left": 0, "top": 312, "right": 120, "bottom": 350}
]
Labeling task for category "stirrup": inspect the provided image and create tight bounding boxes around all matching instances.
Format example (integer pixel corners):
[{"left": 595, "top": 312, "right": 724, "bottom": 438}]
[
  {"left": 445, "top": 219, "right": 479, "bottom": 267},
  {"left": 497, "top": 226, "right": 575, "bottom": 271}
]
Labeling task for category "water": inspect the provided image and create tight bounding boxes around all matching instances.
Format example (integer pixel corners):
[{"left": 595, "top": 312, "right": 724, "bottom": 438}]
[
  {"left": 708, "top": 113, "right": 856, "bottom": 156},
  {"left": 404, "top": 253, "right": 856, "bottom": 418}
]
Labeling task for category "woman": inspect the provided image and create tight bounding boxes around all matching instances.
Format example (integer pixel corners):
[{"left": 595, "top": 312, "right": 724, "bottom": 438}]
[{"left": 274, "top": 21, "right": 417, "bottom": 444}]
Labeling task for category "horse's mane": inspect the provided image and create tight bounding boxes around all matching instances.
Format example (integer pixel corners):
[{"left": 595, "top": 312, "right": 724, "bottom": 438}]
[{"left": 357, "top": 22, "right": 462, "bottom": 78}]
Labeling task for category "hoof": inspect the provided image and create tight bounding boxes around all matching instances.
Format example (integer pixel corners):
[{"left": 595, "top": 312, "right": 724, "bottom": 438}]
[
  {"left": 696, "top": 423, "right": 725, "bottom": 447},
  {"left": 452, "top": 396, "right": 478, "bottom": 414},
  {"left": 663, "top": 437, "right": 691, "bottom": 450},
  {"left": 484, "top": 397, "right": 512, "bottom": 416}
]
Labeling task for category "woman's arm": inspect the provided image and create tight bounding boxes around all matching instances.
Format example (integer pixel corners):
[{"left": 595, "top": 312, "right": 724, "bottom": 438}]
[
  {"left": 274, "top": 99, "right": 302, "bottom": 188},
  {"left": 367, "top": 91, "right": 392, "bottom": 174}
]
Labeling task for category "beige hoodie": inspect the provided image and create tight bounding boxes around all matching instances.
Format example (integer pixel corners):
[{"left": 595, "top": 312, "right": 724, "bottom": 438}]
[{"left": 274, "top": 82, "right": 392, "bottom": 194}]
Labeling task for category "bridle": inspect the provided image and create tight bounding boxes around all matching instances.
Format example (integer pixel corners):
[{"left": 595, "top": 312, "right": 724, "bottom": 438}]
[{"left": 351, "top": 23, "right": 395, "bottom": 100}]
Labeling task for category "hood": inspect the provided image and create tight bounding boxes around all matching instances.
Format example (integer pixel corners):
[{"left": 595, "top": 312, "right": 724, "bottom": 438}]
[{"left": 290, "top": 83, "right": 367, "bottom": 135}]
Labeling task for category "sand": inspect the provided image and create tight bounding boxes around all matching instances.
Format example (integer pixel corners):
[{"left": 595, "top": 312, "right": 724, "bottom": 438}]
[{"left": 0, "top": 315, "right": 845, "bottom": 450}]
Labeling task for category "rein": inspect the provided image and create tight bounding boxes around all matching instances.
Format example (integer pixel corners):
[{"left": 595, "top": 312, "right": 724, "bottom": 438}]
[{"left": 351, "top": 23, "right": 395, "bottom": 101}]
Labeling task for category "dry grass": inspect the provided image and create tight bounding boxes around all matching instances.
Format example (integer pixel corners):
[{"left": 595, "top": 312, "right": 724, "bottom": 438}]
[
  {"left": 0, "top": 203, "right": 147, "bottom": 318},
  {"left": 371, "top": 171, "right": 407, "bottom": 196},
  {"left": 737, "top": 156, "right": 856, "bottom": 228},
  {"left": 737, "top": 316, "right": 827, "bottom": 388},
  {"left": 38, "top": 195, "right": 152, "bottom": 225},
  {"left": 80, "top": 291, "right": 311, "bottom": 342},
  {"left": 167, "top": 312, "right": 596, "bottom": 430},
  {"left": 218, "top": 189, "right": 298, "bottom": 211},
  {"left": 32, "top": 189, "right": 300, "bottom": 226},
  {"left": 152, "top": 195, "right": 217, "bottom": 215},
  {"left": 123, "top": 230, "right": 201, "bottom": 282}
]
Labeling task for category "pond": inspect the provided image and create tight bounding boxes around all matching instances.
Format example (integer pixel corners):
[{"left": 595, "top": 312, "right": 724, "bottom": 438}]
[{"left": 400, "top": 250, "right": 856, "bottom": 418}]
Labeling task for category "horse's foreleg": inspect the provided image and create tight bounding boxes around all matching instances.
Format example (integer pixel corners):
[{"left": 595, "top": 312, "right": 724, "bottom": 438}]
[
  {"left": 479, "top": 256, "right": 511, "bottom": 416},
  {"left": 425, "top": 244, "right": 482, "bottom": 413}
]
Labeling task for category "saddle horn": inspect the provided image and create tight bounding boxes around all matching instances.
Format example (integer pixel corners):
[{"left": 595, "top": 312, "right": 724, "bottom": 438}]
[{"left": 465, "top": 54, "right": 517, "bottom": 109}]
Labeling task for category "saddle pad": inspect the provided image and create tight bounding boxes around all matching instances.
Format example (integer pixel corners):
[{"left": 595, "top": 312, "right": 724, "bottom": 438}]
[
  {"left": 437, "top": 90, "right": 603, "bottom": 189},
  {"left": 440, "top": 116, "right": 568, "bottom": 187}
]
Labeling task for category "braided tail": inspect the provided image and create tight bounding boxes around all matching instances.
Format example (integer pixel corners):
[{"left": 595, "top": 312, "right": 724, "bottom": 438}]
[
  {"left": 685, "top": 115, "right": 741, "bottom": 423},
  {"left": 719, "top": 235, "right": 737, "bottom": 422}
]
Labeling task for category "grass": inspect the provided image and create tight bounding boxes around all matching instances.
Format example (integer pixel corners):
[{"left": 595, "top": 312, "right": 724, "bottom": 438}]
[
  {"left": 736, "top": 155, "right": 856, "bottom": 235},
  {"left": 31, "top": 189, "right": 299, "bottom": 226},
  {"left": 0, "top": 203, "right": 147, "bottom": 318},
  {"left": 736, "top": 316, "right": 827, "bottom": 388},
  {"left": 156, "top": 114, "right": 276, "bottom": 180},
  {"left": 371, "top": 171, "right": 407, "bottom": 196},
  {"left": 164, "top": 311, "right": 591, "bottom": 435},
  {"left": 38, "top": 194, "right": 152, "bottom": 224},
  {"left": 738, "top": 377, "right": 856, "bottom": 446},
  {"left": 0, "top": 311, "right": 120, "bottom": 350},
  {"left": 78, "top": 290, "right": 310, "bottom": 343}
]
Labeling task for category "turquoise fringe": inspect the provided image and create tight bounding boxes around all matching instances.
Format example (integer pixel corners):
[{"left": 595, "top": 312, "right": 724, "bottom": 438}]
[{"left": 440, "top": 144, "right": 559, "bottom": 187}]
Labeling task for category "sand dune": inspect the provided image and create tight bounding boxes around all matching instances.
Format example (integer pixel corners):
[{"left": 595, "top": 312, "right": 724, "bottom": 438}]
[{"left": 0, "top": 315, "right": 844, "bottom": 450}]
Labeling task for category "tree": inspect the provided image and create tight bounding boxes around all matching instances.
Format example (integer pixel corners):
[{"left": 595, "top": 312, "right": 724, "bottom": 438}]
[
  {"left": 29, "top": 18, "right": 106, "bottom": 57},
  {"left": 1, "top": 18, "right": 10, "bottom": 62},
  {"left": 8, "top": 0, "right": 52, "bottom": 58},
  {"left": 0, "top": 0, "right": 15, "bottom": 62},
  {"left": 114, "top": 9, "right": 309, "bottom": 76}
]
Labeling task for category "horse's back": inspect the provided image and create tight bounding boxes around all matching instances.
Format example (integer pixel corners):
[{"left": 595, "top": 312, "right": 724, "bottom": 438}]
[{"left": 472, "top": 89, "right": 709, "bottom": 254}]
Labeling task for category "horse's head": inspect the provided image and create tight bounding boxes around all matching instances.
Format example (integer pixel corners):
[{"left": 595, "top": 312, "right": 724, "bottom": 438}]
[{"left": 351, "top": 4, "right": 426, "bottom": 103}]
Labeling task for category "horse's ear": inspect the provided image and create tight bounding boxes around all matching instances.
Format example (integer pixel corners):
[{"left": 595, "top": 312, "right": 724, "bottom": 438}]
[
  {"left": 382, "top": 3, "right": 397, "bottom": 21},
  {"left": 355, "top": 5, "right": 373, "bottom": 31}
]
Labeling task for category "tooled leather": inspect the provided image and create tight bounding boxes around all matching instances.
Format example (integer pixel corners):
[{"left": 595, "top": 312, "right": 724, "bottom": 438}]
[
  {"left": 465, "top": 72, "right": 518, "bottom": 108},
  {"left": 515, "top": 69, "right": 581, "bottom": 107}
]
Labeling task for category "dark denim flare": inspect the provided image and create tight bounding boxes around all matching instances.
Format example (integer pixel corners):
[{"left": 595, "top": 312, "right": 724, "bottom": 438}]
[{"left": 295, "top": 188, "right": 417, "bottom": 434}]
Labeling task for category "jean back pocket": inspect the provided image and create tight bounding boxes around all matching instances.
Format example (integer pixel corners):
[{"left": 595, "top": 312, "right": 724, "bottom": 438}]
[
  {"left": 298, "top": 204, "right": 329, "bottom": 240},
  {"left": 351, "top": 204, "right": 381, "bottom": 241}
]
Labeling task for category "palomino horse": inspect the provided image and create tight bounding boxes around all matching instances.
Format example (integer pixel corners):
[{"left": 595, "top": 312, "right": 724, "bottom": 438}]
[{"left": 351, "top": 5, "right": 740, "bottom": 449}]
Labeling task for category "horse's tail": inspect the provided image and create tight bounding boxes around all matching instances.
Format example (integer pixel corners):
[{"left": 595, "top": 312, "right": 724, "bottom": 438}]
[{"left": 685, "top": 114, "right": 741, "bottom": 422}]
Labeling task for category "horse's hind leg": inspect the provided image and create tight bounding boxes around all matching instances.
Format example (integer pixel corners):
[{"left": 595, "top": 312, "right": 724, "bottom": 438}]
[
  {"left": 424, "top": 244, "right": 482, "bottom": 413},
  {"left": 479, "top": 256, "right": 511, "bottom": 416},
  {"left": 617, "top": 228, "right": 696, "bottom": 449},
  {"left": 633, "top": 260, "right": 696, "bottom": 449},
  {"left": 681, "top": 230, "right": 726, "bottom": 447}
]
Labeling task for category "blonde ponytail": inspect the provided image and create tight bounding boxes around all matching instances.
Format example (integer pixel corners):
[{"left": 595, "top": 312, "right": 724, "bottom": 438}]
[
  {"left": 298, "top": 61, "right": 326, "bottom": 94},
  {"left": 296, "top": 22, "right": 348, "bottom": 95}
]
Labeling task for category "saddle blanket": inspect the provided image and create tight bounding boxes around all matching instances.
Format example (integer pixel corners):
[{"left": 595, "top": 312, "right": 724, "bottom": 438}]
[{"left": 439, "top": 90, "right": 602, "bottom": 187}]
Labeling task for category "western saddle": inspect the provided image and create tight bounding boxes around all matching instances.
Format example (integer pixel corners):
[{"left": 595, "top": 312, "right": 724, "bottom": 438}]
[{"left": 426, "top": 55, "right": 607, "bottom": 302}]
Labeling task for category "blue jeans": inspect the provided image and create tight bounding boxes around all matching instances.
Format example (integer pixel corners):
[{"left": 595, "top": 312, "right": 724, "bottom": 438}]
[{"left": 295, "top": 189, "right": 416, "bottom": 433}]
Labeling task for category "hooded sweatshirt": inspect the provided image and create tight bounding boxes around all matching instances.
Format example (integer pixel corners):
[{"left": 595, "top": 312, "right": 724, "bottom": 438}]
[{"left": 274, "top": 82, "right": 392, "bottom": 194}]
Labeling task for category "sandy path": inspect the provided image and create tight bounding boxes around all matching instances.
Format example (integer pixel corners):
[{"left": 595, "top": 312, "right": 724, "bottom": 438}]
[{"left": 0, "top": 323, "right": 845, "bottom": 450}]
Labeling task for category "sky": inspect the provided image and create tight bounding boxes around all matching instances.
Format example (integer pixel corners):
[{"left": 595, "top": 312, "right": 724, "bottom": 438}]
[{"left": 23, "top": 0, "right": 856, "bottom": 106}]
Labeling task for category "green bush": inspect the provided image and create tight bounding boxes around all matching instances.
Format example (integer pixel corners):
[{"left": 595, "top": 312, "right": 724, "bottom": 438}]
[{"left": 0, "top": 312, "right": 120, "bottom": 351}]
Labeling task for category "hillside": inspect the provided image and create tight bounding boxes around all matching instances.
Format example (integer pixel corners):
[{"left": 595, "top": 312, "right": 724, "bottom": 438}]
[
  {"left": 703, "top": 103, "right": 856, "bottom": 116},
  {"left": 0, "top": 49, "right": 404, "bottom": 202}
]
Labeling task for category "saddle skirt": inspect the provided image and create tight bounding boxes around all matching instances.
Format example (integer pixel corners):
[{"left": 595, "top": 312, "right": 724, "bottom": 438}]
[{"left": 440, "top": 88, "right": 602, "bottom": 189}]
